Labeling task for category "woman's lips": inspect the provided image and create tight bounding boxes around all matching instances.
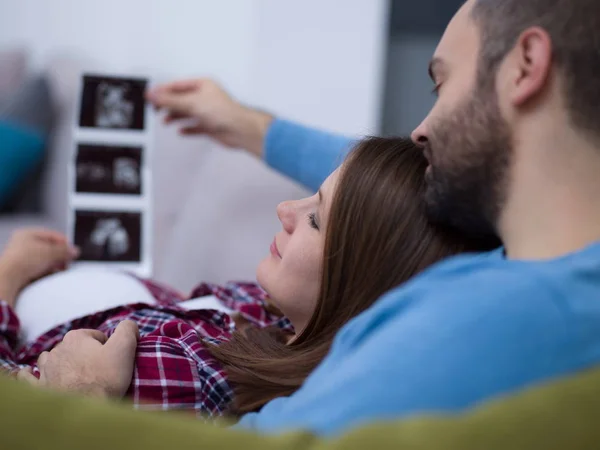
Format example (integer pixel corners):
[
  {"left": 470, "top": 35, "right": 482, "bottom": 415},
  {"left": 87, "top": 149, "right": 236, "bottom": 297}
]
[{"left": 270, "top": 238, "right": 282, "bottom": 258}]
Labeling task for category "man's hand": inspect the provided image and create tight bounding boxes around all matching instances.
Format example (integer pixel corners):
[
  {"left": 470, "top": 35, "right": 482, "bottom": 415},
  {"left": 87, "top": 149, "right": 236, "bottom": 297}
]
[
  {"left": 0, "top": 228, "right": 79, "bottom": 307},
  {"left": 18, "top": 321, "right": 140, "bottom": 399},
  {"left": 146, "top": 78, "right": 273, "bottom": 158}
]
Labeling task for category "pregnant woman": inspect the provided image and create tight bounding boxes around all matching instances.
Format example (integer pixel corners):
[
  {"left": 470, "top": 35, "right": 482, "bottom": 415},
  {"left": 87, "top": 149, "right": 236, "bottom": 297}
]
[{"left": 0, "top": 137, "right": 496, "bottom": 418}]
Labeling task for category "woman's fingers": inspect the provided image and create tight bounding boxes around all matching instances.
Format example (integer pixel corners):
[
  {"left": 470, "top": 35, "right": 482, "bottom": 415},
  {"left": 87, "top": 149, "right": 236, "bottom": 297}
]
[
  {"left": 19, "top": 228, "right": 68, "bottom": 245},
  {"left": 44, "top": 241, "right": 79, "bottom": 270},
  {"left": 69, "top": 246, "right": 81, "bottom": 259},
  {"left": 37, "top": 230, "right": 69, "bottom": 244},
  {"left": 24, "top": 228, "right": 79, "bottom": 263}
]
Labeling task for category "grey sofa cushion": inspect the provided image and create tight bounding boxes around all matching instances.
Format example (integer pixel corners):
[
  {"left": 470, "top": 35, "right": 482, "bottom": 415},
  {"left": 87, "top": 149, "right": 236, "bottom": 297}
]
[{"left": 0, "top": 49, "right": 27, "bottom": 106}]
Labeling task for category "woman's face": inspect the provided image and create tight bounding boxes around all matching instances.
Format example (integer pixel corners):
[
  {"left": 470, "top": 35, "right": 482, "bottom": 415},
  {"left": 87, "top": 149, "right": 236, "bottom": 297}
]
[{"left": 256, "top": 168, "right": 340, "bottom": 333}]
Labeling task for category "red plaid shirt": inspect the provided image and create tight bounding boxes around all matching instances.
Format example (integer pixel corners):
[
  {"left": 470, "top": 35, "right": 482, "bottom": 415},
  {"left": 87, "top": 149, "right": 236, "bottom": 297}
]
[{"left": 0, "top": 278, "right": 292, "bottom": 418}]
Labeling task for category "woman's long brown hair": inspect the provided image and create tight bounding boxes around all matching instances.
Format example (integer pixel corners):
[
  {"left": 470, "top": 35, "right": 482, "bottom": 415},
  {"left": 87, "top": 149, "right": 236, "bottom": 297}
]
[{"left": 208, "top": 137, "right": 499, "bottom": 414}]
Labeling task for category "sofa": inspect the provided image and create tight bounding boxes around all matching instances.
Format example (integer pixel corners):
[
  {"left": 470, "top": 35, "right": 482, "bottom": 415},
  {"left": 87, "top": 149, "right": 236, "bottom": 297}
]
[{"left": 2, "top": 365, "right": 600, "bottom": 449}]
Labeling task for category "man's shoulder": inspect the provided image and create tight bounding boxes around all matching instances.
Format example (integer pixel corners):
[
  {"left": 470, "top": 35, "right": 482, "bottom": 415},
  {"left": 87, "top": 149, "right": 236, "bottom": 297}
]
[
  {"left": 331, "top": 251, "right": 582, "bottom": 365},
  {"left": 371, "top": 249, "right": 574, "bottom": 327},
  {"left": 399, "top": 249, "right": 552, "bottom": 298},
  {"left": 406, "top": 243, "right": 600, "bottom": 302},
  {"left": 337, "top": 251, "right": 561, "bottom": 348},
  {"left": 340, "top": 245, "right": 600, "bottom": 355}
]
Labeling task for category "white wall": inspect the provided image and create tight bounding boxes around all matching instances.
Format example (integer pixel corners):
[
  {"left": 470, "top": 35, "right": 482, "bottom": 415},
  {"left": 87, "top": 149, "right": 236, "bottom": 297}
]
[
  {"left": 0, "top": 0, "right": 256, "bottom": 95},
  {"left": 0, "top": 0, "right": 388, "bottom": 132},
  {"left": 0, "top": 0, "right": 389, "bottom": 290},
  {"left": 251, "top": 0, "right": 389, "bottom": 135}
]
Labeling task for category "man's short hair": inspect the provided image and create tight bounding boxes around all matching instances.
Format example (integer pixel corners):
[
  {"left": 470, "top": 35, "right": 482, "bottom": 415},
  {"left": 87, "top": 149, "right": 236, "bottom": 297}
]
[{"left": 471, "top": 0, "right": 600, "bottom": 139}]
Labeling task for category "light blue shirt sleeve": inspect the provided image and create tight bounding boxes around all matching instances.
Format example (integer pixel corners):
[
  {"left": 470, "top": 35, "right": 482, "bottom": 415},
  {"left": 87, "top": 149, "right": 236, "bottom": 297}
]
[
  {"left": 236, "top": 252, "right": 598, "bottom": 437},
  {"left": 264, "top": 119, "right": 356, "bottom": 192}
]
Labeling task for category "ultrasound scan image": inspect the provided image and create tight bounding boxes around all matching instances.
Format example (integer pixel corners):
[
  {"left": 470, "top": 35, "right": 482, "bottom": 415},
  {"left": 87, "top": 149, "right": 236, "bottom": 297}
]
[
  {"left": 74, "top": 210, "right": 142, "bottom": 262},
  {"left": 75, "top": 144, "right": 143, "bottom": 195},
  {"left": 79, "top": 75, "right": 147, "bottom": 130}
]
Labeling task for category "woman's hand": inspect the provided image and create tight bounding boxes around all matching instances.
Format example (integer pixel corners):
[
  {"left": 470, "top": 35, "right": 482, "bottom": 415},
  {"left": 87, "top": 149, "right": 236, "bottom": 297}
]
[
  {"left": 0, "top": 228, "right": 79, "bottom": 307},
  {"left": 146, "top": 78, "right": 273, "bottom": 158}
]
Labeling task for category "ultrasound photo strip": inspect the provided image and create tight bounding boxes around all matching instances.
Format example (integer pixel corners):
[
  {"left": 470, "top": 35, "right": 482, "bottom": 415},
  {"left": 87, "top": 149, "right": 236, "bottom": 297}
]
[{"left": 71, "top": 72, "right": 153, "bottom": 275}]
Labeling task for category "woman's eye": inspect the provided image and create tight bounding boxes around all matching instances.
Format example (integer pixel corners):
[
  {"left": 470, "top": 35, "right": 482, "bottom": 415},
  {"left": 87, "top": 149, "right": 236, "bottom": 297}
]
[{"left": 307, "top": 213, "right": 319, "bottom": 230}]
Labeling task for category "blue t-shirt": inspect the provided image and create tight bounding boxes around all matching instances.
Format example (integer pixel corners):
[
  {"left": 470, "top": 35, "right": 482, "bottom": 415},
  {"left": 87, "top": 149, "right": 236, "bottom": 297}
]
[{"left": 234, "top": 119, "right": 600, "bottom": 436}]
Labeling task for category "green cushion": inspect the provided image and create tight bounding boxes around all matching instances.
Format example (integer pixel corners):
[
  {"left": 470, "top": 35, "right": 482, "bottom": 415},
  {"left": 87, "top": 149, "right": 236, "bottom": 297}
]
[{"left": 1, "top": 367, "right": 600, "bottom": 449}]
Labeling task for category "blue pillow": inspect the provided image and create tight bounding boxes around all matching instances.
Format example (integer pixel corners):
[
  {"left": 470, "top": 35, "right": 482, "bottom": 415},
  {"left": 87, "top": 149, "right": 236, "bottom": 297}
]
[
  {"left": 0, "top": 76, "right": 53, "bottom": 212},
  {"left": 0, "top": 120, "right": 45, "bottom": 209}
]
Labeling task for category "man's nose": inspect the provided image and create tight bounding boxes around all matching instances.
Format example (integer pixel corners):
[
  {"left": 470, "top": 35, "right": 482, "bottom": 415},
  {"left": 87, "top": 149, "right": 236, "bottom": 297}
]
[{"left": 411, "top": 120, "right": 429, "bottom": 148}]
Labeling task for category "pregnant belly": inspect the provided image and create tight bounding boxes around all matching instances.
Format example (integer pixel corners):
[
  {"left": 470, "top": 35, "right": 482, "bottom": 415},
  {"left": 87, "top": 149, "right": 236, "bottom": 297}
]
[{"left": 15, "top": 267, "right": 156, "bottom": 343}]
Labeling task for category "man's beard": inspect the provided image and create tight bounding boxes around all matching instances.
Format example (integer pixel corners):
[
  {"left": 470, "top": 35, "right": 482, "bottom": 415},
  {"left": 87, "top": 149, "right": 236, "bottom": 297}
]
[{"left": 423, "top": 81, "right": 512, "bottom": 238}]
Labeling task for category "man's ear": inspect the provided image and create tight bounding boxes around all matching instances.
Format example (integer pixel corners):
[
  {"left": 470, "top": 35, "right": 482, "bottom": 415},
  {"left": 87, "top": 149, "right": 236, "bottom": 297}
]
[{"left": 508, "top": 27, "right": 553, "bottom": 107}]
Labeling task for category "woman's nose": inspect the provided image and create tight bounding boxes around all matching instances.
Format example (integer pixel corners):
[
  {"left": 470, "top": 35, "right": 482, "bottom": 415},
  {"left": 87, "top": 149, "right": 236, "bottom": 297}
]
[{"left": 276, "top": 200, "right": 298, "bottom": 234}]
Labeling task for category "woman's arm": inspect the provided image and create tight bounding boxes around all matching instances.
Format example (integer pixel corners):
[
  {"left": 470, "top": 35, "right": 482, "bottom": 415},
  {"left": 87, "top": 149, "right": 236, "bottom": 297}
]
[{"left": 0, "top": 229, "right": 78, "bottom": 373}]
